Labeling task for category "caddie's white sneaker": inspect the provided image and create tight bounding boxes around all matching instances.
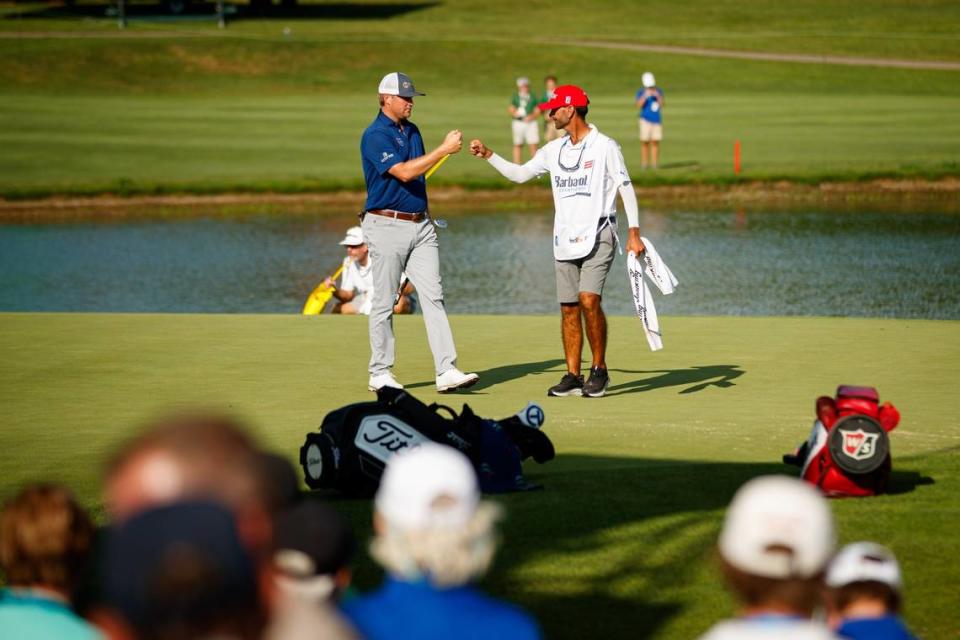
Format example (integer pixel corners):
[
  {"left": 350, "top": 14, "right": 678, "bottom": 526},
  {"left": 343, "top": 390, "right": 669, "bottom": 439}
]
[
  {"left": 435, "top": 368, "right": 479, "bottom": 393},
  {"left": 368, "top": 372, "right": 403, "bottom": 392}
]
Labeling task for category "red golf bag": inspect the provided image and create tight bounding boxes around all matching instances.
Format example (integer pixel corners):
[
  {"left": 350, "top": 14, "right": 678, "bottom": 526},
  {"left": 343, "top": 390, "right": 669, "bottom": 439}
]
[{"left": 783, "top": 385, "right": 900, "bottom": 497}]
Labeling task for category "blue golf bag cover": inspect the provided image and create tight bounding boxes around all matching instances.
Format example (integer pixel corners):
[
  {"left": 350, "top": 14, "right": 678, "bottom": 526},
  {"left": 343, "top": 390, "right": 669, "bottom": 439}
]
[{"left": 299, "top": 387, "right": 554, "bottom": 496}]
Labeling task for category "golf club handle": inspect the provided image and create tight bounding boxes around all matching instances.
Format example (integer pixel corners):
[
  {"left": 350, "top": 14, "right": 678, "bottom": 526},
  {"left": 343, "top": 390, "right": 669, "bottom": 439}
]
[
  {"left": 424, "top": 154, "right": 449, "bottom": 180},
  {"left": 321, "top": 258, "right": 351, "bottom": 295},
  {"left": 325, "top": 263, "right": 346, "bottom": 287}
]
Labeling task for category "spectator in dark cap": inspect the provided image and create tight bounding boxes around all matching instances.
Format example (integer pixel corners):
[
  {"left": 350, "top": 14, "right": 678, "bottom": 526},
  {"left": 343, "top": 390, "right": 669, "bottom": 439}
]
[
  {"left": 101, "top": 500, "right": 264, "bottom": 640},
  {"left": 99, "top": 412, "right": 359, "bottom": 640},
  {"left": 272, "top": 500, "right": 356, "bottom": 604},
  {"left": 0, "top": 484, "right": 100, "bottom": 640}
]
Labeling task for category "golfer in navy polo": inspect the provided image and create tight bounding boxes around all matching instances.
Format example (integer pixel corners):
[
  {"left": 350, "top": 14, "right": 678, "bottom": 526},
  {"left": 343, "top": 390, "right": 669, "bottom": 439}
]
[{"left": 359, "top": 72, "right": 478, "bottom": 393}]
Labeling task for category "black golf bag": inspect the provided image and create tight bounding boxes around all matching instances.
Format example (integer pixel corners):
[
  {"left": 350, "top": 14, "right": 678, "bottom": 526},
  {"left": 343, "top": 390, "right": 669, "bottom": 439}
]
[{"left": 299, "top": 387, "right": 555, "bottom": 496}]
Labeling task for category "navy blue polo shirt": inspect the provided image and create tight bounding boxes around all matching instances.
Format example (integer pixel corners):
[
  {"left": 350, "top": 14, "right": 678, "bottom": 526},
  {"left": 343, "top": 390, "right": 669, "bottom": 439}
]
[{"left": 361, "top": 111, "right": 428, "bottom": 213}]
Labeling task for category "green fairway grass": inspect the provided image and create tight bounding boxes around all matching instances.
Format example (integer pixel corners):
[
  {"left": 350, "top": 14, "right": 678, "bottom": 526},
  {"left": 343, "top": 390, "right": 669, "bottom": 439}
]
[
  {"left": 1, "top": 313, "right": 958, "bottom": 637},
  {"left": 2, "top": 0, "right": 960, "bottom": 197}
]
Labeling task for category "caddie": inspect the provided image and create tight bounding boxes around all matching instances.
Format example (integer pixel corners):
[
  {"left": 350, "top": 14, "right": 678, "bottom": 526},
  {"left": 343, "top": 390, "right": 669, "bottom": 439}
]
[
  {"left": 360, "top": 72, "right": 478, "bottom": 394},
  {"left": 469, "top": 84, "right": 643, "bottom": 398}
]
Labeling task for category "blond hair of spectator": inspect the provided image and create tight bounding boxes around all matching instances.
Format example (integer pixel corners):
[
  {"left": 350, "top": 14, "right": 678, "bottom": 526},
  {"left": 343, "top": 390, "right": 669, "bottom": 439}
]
[{"left": 369, "top": 443, "right": 502, "bottom": 588}]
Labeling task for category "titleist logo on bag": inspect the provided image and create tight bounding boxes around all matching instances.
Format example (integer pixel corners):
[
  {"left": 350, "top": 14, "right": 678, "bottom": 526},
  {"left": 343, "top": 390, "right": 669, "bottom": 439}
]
[{"left": 355, "top": 415, "right": 430, "bottom": 463}]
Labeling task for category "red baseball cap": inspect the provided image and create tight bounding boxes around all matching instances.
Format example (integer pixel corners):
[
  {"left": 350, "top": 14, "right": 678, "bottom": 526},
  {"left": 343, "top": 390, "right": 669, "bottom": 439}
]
[{"left": 538, "top": 84, "right": 590, "bottom": 111}]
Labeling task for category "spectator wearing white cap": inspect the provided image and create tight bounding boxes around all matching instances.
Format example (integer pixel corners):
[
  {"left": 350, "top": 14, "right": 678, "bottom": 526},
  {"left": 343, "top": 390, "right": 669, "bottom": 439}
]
[
  {"left": 510, "top": 76, "right": 540, "bottom": 163},
  {"left": 324, "top": 226, "right": 415, "bottom": 316},
  {"left": 635, "top": 71, "right": 664, "bottom": 169},
  {"left": 824, "top": 542, "right": 918, "bottom": 640},
  {"left": 341, "top": 443, "right": 541, "bottom": 640},
  {"left": 698, "top": 475, "right": 840, "bottom": 640}
]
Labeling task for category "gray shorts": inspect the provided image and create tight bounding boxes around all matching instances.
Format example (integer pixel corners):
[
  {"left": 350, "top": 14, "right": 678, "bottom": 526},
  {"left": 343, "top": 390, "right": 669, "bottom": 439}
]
[{"left": 555, "top": 224, "right": 617, "bottom": 304}]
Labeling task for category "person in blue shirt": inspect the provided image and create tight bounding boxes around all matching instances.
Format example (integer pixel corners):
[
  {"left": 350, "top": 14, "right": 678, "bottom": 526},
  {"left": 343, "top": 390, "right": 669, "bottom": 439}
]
[
  {"left": 341, "top": 443, "right": 541, "bottom": 640},
  {"left": 635, "top": 71, "right": 664, "bottom": 170},
  {"left": 825, "top": 542, "right": 919, "bottom": 640},
  {"left": 0, "top": 484, "right": 101, "bottom": 640},
  {"left": 359, "top": 72, "right": 478, "bottom": 394}
]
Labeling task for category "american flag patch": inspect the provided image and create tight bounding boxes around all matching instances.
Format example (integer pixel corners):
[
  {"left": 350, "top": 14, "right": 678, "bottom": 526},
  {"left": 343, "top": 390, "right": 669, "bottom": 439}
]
[{"left": 584, "top": 160, "right": 594, "bottom": 169}]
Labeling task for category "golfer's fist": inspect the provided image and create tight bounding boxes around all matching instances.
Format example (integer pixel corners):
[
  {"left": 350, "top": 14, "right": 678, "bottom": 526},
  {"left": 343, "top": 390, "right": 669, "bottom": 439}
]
[
  {"left": 470, "top": 139, "right": 491, "bottom": 159},
  {"left": 442, "top": 130, "right": 463, "bottom": 155}
]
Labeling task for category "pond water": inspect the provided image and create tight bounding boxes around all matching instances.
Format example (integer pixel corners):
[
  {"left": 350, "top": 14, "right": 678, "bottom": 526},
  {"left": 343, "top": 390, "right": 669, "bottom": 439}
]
[{"left": 1, "top": 207, "right": 959, "bottom": 319}]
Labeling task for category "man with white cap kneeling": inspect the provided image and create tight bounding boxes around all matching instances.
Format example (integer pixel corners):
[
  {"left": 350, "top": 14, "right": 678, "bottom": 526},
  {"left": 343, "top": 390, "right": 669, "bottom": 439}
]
[
  {"left": 341, "top": 443, "right": 541, "bottom": 640},
  {"left": 698, "top": 475, "right": 839, "bottom": 640},
  {"left": 325, "top": 226, "right": 415, "bottom": 316}
]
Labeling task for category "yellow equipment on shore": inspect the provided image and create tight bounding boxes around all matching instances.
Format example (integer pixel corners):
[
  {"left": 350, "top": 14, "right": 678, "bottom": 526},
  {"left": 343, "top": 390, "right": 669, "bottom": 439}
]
[
  {"left": 302, "top": 261, "right": 347, "bottom": 315},
  {"left": 303, "top": 156, "right": 447, "bottom": 314}
]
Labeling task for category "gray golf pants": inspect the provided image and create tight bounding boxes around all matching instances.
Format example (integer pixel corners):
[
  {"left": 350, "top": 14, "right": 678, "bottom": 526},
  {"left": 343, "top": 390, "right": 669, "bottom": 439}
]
[{"left": 361, "top": 213, "right": 458, "bottom": 376}]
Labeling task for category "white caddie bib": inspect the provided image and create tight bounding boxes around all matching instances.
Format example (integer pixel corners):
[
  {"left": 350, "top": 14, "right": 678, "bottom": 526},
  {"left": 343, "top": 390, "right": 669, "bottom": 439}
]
[{"left": 548, "top": 127, "right": 610, "bottom": 261}]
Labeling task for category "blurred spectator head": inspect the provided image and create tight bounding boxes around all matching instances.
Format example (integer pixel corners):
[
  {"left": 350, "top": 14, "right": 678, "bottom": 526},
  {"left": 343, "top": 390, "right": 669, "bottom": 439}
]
[
  {"left": 103, "top": 500, "right": 264, "bottom": 640},
  {"left": 0, "top": 483, "right": 94, "bottom": 595},
  {"left": 825, "top": 541, "right": 904, "bottom": 615},
  {"left": 257, "top": 451, "right": 302, "bottom": 516},
  {"left": 272, "top": 500, "right": 355, "bottom": 603},
  {"left": 370, "top": 443, "right": 500, "bottom": 588},
  {"left": 105, "top": 412, "right": 267, "bottom": 522},
  {"left": 717, "top": 475, "right": 835, "bottom": 615}
]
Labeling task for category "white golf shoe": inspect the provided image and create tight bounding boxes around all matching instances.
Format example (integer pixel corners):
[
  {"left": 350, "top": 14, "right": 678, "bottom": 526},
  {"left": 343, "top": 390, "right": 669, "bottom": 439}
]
[
  {"left": 435, "top": 368, "right": 479, "bottom": 393},
  {"left": 368, "top": 372, "right": 403, "bottom": 392}
]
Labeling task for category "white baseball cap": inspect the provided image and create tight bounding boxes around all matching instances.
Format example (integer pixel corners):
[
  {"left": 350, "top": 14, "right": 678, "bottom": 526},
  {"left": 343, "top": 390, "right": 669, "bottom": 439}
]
[
  {"left": 719, "top": 475, "right": 835, "bottom": 579},
  {"left": 338, "top": 226, "right": 363, "bottom": 246},
  {"left": 377, "top": 72, "right": 425, "bottom": 97},
  {"left": 642, "top": 71, "right": 656, "bottom": 88},
  {"left": 826, "top": 542, "right": 903, "bottom": 590},
  {"left": 375, "top": 443, "right": 479, "bottom": 531},
  {"left": 516, "top": 76, "right": 530, "bottom": 87}
]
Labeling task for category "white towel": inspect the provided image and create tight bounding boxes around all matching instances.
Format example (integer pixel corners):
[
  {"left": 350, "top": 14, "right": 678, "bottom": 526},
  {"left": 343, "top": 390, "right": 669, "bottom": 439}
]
[
  {"left": 640, "top": 236, "right": 679, "bottom": 295},
  {"left": 627, "top": 238, "right": 677, "bottom": 352},
  {"left": 627, "top": 252, "right": 662, "bottom": 351}
]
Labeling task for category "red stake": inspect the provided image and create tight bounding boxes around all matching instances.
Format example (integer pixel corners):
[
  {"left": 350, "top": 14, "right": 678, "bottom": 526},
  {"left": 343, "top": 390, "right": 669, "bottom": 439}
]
[{"left": 734, "top": 140, "right": 741, "bottom": 175}]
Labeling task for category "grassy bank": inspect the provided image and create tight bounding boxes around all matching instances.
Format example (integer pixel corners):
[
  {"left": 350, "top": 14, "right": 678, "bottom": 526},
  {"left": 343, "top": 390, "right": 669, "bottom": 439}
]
[
  {"left": 2, "top": 0, "right": 960, "bottom": 198},
  {"left": 1, "top": 313, "right": 959, "bottom": 637},
  {"left": 5, "top": 0, "right": 960, "bottom": 62}
]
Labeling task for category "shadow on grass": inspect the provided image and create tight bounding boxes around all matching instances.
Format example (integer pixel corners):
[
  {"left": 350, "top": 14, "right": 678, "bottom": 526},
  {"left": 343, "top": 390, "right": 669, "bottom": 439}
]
[
  {"left": 404, "top": 360, "right": 744, "bottom": 396},
  {"left": 886, "top": 467, "right": 936, "bottom": 495},
  {"left": 4, "top": 1, "right": 438, "bottom": 21},
  {"left": 317, "top": 452, "right": 934, "bottom": 639},
  {"left": 404, "top": 357, "right": 564, "bottom": 392},
  {"left": 607, "top": 363, "right": 745, "bottom": 396}
]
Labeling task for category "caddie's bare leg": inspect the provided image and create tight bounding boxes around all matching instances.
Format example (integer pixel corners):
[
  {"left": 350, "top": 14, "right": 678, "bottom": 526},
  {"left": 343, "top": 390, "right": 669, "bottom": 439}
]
[
  {"left": 579, "top": 292, "right": 606, "bottom": 369},
  {"left": 560, "top": 302, "right": 583, "bottom": 375}
]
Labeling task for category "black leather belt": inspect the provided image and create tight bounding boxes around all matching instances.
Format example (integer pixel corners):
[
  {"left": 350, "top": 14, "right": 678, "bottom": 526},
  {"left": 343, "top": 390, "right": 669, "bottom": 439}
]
[{"left": 366, "top": 209, "right": 428, "bottom": 223}]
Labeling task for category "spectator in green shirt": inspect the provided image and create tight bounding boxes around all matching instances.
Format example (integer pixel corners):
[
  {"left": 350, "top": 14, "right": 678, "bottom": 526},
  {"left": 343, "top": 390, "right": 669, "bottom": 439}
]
[{"left": 509, "top": 77, "right": 540, "bottom": 163}]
